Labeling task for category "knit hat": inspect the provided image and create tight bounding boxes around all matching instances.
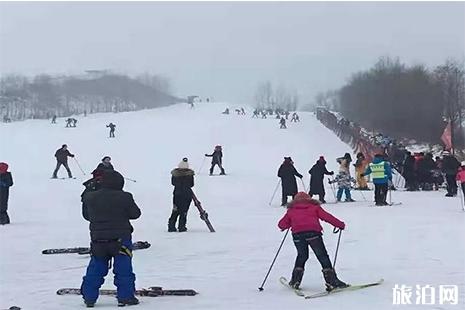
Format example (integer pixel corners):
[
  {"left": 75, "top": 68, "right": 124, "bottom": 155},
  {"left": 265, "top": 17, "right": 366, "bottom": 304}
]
[
  {"left": 178, "top": 157, "right": 189, "bottom": 169},
  {"left": 102, "top": 156, "right": 111, "bottom": 162},
  {"left": 0, "top": 162, "right": 8, "bottom": 173},
  {"left": 318, "top": 156, "right": 326, "bottom": 164},
  {"left": 294, "top": 192, "right": 311, "bottom": 201}
]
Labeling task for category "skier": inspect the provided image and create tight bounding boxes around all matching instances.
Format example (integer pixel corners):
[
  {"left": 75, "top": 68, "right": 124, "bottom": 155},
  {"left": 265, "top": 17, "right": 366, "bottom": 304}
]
[
  {"left": 0, "top": 162, "right": 13, "bottom": 225},
  {"left": 72, "top": 118, "right": 78, "bottom": 127},
  {"left": 278, "top": 192, "right": 347, "bottom": 290},
  {"left": 329, "top": 171, "right": 356, "bottom": 202},
  {"left": 81, "top": 170, "right": 141, "bottom": 307},
  {"left": 52, "top": 144, "right": 75, "bottom": 178},
  {"left": 51, "top": 115, "right": 57, "bottom": 124},
  {"left": 252, "top": 109, "right": 259, "bottom": 118},
  {"left": 106, "top": 123, "right": 116, "bottom": 138},
  {"left": 280, "top": 117, "right": 287, "bottom": 129},
  {"left": 205, "top": 145, "right": 225, "bottom": 175},
  {"left": 278, "top": 157, "right": 303, "bottom": 206},
  {"left": 241, "top": 107, "right": 246, "bottom": 115},
  {"left": 455, "top": 161, "right": 465, "bottom": 199},
  {"left": 354, "top": 152, "right": 369, "bottom": 190},
  {"left": 290, "top": 113, "right": 300, "bottom": 122},
  {"left": 361, "top": 154, "right": 393, "bottom": 206},
  {"left": 442, "top": 151, "right": 460, "bottom": 197},
  {"left": 261, "top": 111, "right": 267, "bottom": 119},
  {"left": 168, "top": 158, "right": 194, "bottom": 232},
  {"left": 66, "top": 118, "right": 73, "bottom": 127},
  {"left": 308, "top": 156, "right": 334, "bottom": 203},
  {"left": 222, "top": 108, "right": 230, "bottom": 115}
]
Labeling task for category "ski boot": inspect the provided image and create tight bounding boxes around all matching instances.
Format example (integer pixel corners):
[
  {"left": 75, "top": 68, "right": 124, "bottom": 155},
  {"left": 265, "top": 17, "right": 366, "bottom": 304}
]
[
  {"left": 288, "top": 267, "right": 304, "bottom": 289},
  {"left": 84, "top": 300, "right": 95, "bottom": 308},
  {"left": 117, "top": 297, "right": 139, "bottom": 307},
  {"left": 220, "top": 168, "right": 226, "bottom": 175},
  {"left": 322, "top": 268, "right": 348, "bottom": 291},
  {"left": 178, "top": 227, "right": 188, "bottom": 232},
  {"left": 345, "top": 198, "right": 355, "bottom": 202},
  {"left": 168, "top": 226, "right": 177, "bottom": 232}
]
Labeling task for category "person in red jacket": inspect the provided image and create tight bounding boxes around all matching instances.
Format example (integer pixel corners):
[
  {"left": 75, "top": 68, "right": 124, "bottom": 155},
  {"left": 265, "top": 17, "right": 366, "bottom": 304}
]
[{"left": 278, "top": 192, "right": 347, "bottom": 291}]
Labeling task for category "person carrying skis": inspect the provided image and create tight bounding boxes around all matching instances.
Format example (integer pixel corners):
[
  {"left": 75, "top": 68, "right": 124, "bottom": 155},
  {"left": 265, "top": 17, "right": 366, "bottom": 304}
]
[
  {"left": 329, "top": 171, "right": 356, "bottom": 202},
  {"left": 279, "top": 117, "right": 287, "bottom": 129},
  {"left": 107, "top": 123, "right": 116, "bottom": 138},
  {"left": 308, "top": 156, "right": 334, "bottom": 203},
  {"left": 168, "top": 158, "right": 194, "bottom": 232},
  {"left": 278, "top": 192, "right": 347, "bottom": 291},
  {"left": 442, "top": 151, "right": 460, "bottom": 197},
  {"left": 354, "top": 152, "right": 369, "bottom": 190},
  {"left": 52, "top": 144, "right": 75, "bottom": 178},
  {"left": 81, "top": 170, "right": 141, "bottom": 307},
  {"left": 0, "top": 162, "right": 13, "bottom": 225},
  {"left": 278, "top": 157, "right": 303, "bottom": 206},
  {"left": 361, "top": 154, "right": 393, "bottom": 206},
  {"left": 205, "top": 145, "right": 225, "bottom": 175}
]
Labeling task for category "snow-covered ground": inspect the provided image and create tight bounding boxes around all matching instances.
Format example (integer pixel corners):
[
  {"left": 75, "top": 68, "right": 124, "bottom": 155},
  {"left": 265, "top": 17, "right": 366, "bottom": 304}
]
[{"left": 1, "top": 103, "right": 464, "bottom": 309}]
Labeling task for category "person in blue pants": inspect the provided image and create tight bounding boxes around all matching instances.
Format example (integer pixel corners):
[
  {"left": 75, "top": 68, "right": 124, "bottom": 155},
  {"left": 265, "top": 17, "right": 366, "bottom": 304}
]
[{"left": 81, "top": 170, "right": 141, "bottom": 307}]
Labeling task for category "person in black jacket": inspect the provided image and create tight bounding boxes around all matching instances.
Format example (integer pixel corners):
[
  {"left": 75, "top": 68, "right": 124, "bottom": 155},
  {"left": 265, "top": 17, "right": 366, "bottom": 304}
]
[
  {"left": 52, "top": 144, "right": 75, "bottom": 178},
  {"left": 442, "top": 151, "right": 460, "bottom": 197},
  {"left": 205, "top": 145, "right": 225, "bottom": 175},
  {"left": 278, "top": 157, "right": 303, "bottom": 206},
  {"left": 0, "top": 162, "right": 13, "bottom": 225},
  {"left": 402, "top": 152, "right": 417, "bottom": 191},
  {"left": 107, "top": 123, "right": 116, "bottom": 138},
  {"left": 168, "top": 158, "right": 194, "bottom": 232},
  {"left": 308, "top": 156, "right": 334, "bottom": 203},
  {"left": 81, "top": 170, "right": 141, "bottom": 307}
]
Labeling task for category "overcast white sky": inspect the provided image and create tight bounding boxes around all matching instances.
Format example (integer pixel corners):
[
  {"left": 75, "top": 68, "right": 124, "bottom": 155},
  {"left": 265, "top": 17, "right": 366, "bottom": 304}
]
[{"left": 0, "top": 1, "right": 464, "bottom": 103}]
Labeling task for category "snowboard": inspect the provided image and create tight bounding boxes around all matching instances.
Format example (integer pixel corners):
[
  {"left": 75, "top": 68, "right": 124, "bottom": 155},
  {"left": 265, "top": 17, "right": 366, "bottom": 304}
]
[
  {"left": 42, "top": 241, "right": 151, "bottom": 255},
  {"left": 191, "top": 192, "right": 216, "bottom": 232},
  {"left": 57, "top": 286, "right": 197, "bottom": 297}
]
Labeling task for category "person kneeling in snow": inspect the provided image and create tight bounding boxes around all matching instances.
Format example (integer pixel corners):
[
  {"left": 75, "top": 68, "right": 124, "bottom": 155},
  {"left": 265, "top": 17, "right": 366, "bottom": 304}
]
[
  {"left": 278, "top": 192, "right": 347, "bottom": 291},
  {"left": 329, "top": 171, "right": 356, "bottom": 202},
  {"left": 81, "top": 170, "right": 141, "bottom": 307}
]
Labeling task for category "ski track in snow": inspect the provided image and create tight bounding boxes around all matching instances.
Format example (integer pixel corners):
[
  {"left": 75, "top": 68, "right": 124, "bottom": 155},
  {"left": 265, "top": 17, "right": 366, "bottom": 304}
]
[{"left": 1, "top": 103, "right": 464, "bottom": 309}]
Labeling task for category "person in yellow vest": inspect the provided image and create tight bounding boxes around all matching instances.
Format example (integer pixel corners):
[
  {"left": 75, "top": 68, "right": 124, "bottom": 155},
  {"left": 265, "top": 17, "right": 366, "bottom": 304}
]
[
  {"left": 354, "top": 152, "right": 369, "bottom": 190},
  {"left": 361, "top": 154, "right": 393, "bottom": 206}
]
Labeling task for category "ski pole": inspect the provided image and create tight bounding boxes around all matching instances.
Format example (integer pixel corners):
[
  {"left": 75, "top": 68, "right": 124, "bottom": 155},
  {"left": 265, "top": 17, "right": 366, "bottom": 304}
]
[
  {"left": 357, "top": 187, "right": 367, "bottom": 201},
  {"left": 269, "top": 180, "right": 281, "bottom": 206},
  {"left": 332, "top": 228, "right": 342, "bottom": 269},
  {"left": 258, "top": 229, "right": 290, "bottom": 291},
  {"left": 328, "top": 178, "right": 337, "bottom": 200},
  {"left": 124, "top": 177, "right": 137, "bottom": 183},
  {"left": 73, "top": 157, "right": 86, "bottom": 175},
  {"left": 198, "top": 156, "right": 206, "bottom": 175},
  {"left": 300, "top": 178, "right": 307, "bottom": 192}
]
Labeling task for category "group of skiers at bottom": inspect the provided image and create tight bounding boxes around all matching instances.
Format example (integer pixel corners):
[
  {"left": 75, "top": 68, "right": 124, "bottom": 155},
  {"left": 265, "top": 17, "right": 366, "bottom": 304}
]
[{"left": 278, "top": 151, "right": 393, "bottom": 206}]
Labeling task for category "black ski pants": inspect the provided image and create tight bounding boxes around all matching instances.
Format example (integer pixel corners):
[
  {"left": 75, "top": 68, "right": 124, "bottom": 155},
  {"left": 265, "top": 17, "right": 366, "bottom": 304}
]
[
  {"left": 168, "top": 194, "right": 192, "bottom": 230},
  {"left": 53, "top": 161, "right": 72, "bottom": 178},
  {"left": 374, "top": 183, "right": 388, "bottom": 204},
  {"left": 292, "top": 231, "right": 332, "bottom": 270},
  {"left": 0, "top": 188, "right": 10, "bottom": 224},
  {"left": 446, "top": 174, "right": 458, "bottom": 195}
]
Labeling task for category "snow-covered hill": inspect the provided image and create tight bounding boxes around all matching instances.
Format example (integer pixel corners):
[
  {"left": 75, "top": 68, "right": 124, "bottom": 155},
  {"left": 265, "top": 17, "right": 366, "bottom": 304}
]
[{"left": 1, "top": 103, "right": 464, "bottom": 309}]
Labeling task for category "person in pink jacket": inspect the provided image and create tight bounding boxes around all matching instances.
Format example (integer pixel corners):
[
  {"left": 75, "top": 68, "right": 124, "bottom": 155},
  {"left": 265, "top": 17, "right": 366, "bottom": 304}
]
[
  {"left": 456, "top": 162, "right": 465, "bottom": 197},
  {"left": 278, "top": 192, "right": 347, "bottom": 290}
]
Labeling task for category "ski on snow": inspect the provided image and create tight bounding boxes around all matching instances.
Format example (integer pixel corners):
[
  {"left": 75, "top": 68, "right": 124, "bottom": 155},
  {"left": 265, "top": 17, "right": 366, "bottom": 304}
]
[
  {"left": 280, "top": 276, "right": 383, "bottom": 299},
  {"left": 191, "top": 192, "right": 215, "bottom": 232},
  {"left": 57, "top": 286, "right": 197, "bottom": 297},
  {"left": 42, "top": 241, "right": 151, "bottom": 255}
]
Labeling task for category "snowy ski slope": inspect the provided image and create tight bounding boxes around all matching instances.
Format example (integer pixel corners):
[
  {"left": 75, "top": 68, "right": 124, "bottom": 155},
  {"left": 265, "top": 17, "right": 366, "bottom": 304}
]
[{"left": 1, "top": 103, "right": 464, "bottom": 309}]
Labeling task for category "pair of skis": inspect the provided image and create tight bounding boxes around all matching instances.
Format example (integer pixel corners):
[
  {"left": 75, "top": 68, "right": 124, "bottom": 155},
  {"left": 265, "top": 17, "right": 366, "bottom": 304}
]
[
  {"left": 41, "top": 241, "right": 151, "bottom": 255},
  {"left": 192, "top": 192, "right": 215, "bottom": 232},
  {"left": 279, "top": 276, "right": 384, "bottom": 299},
  {"left": 57, "top": 286, "right": 197, "bottom": 297}
]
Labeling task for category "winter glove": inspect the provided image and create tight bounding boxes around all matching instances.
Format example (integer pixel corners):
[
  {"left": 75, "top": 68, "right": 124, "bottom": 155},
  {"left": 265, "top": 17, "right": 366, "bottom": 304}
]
[
  {"left": 70, "top": 154, "right": 75, "bottom": 158},
  {"left": 204, "top": 154, "right": 208, "bottom": 156}
]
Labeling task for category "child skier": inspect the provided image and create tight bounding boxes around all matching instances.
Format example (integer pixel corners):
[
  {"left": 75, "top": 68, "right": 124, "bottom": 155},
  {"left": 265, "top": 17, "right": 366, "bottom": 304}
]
[
  {"left": 205, "top": 145, "right": 225, "bottom": 175},
  {"left": 329, "top": 171, "right": 356, "bottom": 202},
  {"left": 278, "top": 192, "right": 347, "bottom": 291}
]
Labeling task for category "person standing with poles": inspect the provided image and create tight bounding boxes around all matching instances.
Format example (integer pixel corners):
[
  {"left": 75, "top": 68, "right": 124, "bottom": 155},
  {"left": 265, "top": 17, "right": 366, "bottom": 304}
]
[
  {"left": 308, "top": 156, "right": 334, "bottom": 203},
  {"left": 106, "top": 123, "right": 116, "bottom": 138},
  {"left": 52, "top": 144, "right": 75, "bottom": 178},
  {"left": 361, "top": 153, "right": 393, "bottom": 206},
  {"left": 205, "top": 145, "right": 225, "bottom": 176},
  {"left": 278, "top": 157, "right": 303, "bottom": 206},
  {"left": 278, "top": 192, "right": 347, "bottom": 290}
]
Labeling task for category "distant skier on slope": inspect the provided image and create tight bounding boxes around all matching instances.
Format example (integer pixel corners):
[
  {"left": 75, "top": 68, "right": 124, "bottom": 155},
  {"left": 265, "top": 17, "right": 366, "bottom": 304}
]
[
  {"left": 279, "top": 117, "right": 287, "bottom": 129},
  {"left": 168, "top": 158, "right": 194, "bottom": 232},
  {"left": 0, "top": 162, "right": 13, "bottom": 225},
  {"left": 308, "top": 156, "right": 334, "bottom": 203},
  {"left": 278, "top": 192, "right": 347, "bottom": 290},
  {"left": 81, "top": 170, "right": 141, "bottom": 307},
  {"left": 278, "top": 157, "right": 303, "bottom": 206},
  {"left": 106, "top": 123, "right": 116, "bottom": 138},
  {"left": 361, "top": 153, "right": 393, "bottom": 206},
  {"left": 205, "top": 145, "right": 226, "bottom": 175},
  {"left": 52, "top": 144, "right": 75, "bottom": 178}
]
